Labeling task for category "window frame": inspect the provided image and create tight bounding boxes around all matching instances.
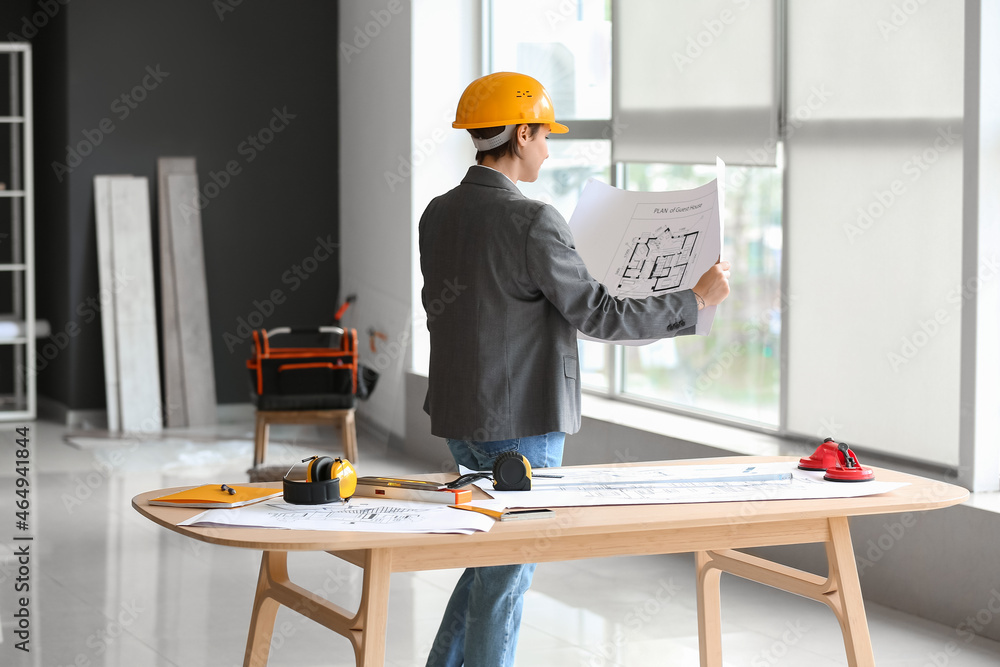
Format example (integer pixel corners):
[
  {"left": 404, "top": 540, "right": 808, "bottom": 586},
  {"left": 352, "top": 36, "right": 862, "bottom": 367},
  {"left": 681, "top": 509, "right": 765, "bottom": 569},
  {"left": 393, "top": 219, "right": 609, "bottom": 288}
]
[
  {"left": 485, "top": 0, "right": 787, "bottom": 434},
  {"left": 475, "top": 0, "right": 998, "bottom": 488}
]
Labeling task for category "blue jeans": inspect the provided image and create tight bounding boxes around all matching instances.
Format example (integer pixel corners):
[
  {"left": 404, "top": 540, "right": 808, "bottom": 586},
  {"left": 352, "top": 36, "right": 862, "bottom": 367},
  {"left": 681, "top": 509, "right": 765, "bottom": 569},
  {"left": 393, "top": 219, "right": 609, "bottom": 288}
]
[{"left": 424, "top": 432, "right": 565, "bottom": 667}]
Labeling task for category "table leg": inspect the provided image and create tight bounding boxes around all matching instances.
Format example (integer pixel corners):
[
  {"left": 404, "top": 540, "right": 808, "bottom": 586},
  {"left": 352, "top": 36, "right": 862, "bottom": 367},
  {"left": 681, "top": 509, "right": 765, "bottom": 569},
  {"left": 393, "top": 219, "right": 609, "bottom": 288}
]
[
  {"left": 342, "top": 410, "right": 359, "bottom": 463},
  {"left": 244, "top": 551, "right": 285, "bottom": 667},
  {"left": 695, "top": 550, "right": 724, "bottom": 667},
  {"left": 253, "top": 413, "right": 269, "bottom": 467},
  {"left": 240, "top": 549, "right": 392, "bottom": 667},
  {"left": 825, "top": 517, "right": 875, "bottom": 667},
  {"left": 352, "top": 549, "right": 392, "bottom": 666},
  {"left": 693, "top": 517, "right": 875, "bottom": 667}
]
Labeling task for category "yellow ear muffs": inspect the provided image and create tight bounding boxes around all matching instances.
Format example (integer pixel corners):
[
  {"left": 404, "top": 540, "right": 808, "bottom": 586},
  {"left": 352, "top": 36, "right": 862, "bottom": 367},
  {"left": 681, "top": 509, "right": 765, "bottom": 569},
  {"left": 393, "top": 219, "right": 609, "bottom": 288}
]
[
  {"left": 330, "top": 458, "right": 357, "bottom": 498},
  {"left": 304, "top": 456, "right": 356, "bottom": 499},
  {"left": 306, "top": 456, "right": 333, "bottom": 483},
  {"left": 285, "top": 455, "right": 341, "bottom": 505}
]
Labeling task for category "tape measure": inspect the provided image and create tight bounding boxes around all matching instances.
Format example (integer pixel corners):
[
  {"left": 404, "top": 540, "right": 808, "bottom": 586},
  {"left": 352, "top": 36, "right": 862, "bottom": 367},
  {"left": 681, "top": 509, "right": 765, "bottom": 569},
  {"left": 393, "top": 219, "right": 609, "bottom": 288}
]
[
  {"left": 492, "top": 451, "right": 532, "bottom": 491},
  {"left": 445, "top": 452, "right": 535, "bottom": 491}
]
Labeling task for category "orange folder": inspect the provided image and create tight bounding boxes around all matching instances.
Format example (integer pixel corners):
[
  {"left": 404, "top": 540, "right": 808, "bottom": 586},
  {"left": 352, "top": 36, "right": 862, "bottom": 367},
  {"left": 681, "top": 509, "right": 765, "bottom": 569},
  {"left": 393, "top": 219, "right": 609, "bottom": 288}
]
[{"left": 149, "top": 484, "right": 282, "bottom": 509}]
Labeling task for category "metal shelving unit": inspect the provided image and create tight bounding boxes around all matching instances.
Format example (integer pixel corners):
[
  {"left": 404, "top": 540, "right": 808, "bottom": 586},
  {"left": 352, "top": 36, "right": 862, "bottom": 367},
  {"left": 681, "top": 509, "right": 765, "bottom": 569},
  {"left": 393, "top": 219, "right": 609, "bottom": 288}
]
[{"left": 0, "top": 43, "right": 35, "bottom": 421}]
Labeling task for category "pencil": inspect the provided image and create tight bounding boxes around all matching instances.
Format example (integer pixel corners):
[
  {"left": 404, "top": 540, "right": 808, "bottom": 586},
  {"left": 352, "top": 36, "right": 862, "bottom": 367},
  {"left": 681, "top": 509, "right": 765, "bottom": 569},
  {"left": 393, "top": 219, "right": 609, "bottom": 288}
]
[{"left": 449, "top": 504, "right": 504, "bottom": 520}]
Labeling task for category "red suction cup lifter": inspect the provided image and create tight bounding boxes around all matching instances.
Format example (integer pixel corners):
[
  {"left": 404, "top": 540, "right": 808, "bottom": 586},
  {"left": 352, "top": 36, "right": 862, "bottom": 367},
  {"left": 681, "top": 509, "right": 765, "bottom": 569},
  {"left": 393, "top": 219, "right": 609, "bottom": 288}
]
[
  {"left": 799, "top": 437, "right": 842, "bottom": 471},
  {"left": 823, "top": 443, "right": 875, "bottom": 482}
]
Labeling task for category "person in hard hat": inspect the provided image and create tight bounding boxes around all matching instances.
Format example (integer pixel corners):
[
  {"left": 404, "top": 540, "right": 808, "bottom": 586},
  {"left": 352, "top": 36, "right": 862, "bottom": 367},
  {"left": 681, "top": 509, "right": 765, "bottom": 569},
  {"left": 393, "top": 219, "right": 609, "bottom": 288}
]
[{"left": 420, "top": 71, "right": 731, "bottom": 667}]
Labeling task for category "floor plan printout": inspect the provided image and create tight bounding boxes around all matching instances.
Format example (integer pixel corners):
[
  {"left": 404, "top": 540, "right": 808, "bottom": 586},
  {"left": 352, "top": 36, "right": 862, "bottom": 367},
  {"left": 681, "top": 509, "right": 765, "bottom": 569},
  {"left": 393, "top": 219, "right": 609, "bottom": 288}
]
[
  {"left": 467, "top": 462, "right": 908, "bottom": 509},
  {"left": 568, "top": 159, "right": 725, "bottom": 343},
  {"left": 179, "top": 497, "right": 495, "bottom": 534}
]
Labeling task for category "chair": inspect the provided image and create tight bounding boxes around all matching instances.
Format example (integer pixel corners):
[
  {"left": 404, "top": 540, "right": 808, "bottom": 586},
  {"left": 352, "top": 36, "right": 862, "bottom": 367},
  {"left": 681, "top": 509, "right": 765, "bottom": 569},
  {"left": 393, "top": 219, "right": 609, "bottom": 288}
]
[
  {"left": 253, "top": 408, "right": 358, "bottom": 468},
  {"left": 246, "top": 326, "right": 362, "bottom": 468}
]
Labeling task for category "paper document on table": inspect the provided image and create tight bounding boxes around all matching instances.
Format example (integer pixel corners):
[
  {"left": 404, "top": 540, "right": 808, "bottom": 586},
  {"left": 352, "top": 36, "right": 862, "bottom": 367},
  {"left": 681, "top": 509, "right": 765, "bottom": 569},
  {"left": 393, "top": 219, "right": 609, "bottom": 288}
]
[
  {"left": 179, "top": 497, "right": 495, "bottom": 534},
  {"left": 569, "top": 158, "right": 725, "bottom": 343},
  {"left": 462, "top": 462, "right": 908, "bottom": 509}
]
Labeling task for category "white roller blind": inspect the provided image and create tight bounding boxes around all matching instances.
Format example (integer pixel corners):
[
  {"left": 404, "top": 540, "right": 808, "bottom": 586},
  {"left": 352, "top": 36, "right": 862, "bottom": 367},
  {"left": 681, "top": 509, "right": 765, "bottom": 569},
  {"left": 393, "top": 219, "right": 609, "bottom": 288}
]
[
  {"left": 784, "top": 1, "right": 965, "bottom": 467},
  {"left": 787, "top": 1, "right": 964, "bottom": 120},
  {"left": 615, "top": 0, "right": 777, "bottom": 165}
]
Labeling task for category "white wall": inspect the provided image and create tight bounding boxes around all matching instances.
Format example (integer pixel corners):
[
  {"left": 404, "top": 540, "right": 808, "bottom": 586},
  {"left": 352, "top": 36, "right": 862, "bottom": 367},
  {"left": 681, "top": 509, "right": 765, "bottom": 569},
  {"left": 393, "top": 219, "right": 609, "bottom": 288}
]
[
  {"left": 410, "top": 0, "right": 483, "bottom": 376},
  {"left": 339, "top": 0, "right": 413, "bottom": 441}
]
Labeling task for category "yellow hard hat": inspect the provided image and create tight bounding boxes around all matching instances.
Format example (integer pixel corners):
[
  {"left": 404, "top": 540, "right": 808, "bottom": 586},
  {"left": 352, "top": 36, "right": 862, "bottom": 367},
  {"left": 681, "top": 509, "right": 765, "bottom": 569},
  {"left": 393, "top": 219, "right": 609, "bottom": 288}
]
[{"left": 453, "top": 72, "right": 569, "bottom": 135}]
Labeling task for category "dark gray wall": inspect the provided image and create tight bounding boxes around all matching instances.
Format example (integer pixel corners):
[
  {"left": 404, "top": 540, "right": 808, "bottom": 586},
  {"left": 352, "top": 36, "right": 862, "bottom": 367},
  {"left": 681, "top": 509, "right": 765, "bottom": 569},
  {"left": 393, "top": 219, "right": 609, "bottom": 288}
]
[{"left": 7, "top": 0, "right": 340, "bottom": 411}]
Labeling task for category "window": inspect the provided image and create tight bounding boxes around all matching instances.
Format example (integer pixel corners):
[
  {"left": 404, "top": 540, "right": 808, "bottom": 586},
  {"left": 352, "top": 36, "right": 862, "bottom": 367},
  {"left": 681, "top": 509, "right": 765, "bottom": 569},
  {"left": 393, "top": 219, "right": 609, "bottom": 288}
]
[
  {"left": 782, "top": 1, "right": 965, "bottom": 466},
  {"left": 432, "top": 0, "right": 986, "bottom": 479},
  {"left": 622, "top": 162, "right": 782, "bottom": 425},
  {"left": 490, "top": 0, "right": 611, "bottom": 121},
  {"left": 489, "top": 0, "right": 783, "bottom": 426}
]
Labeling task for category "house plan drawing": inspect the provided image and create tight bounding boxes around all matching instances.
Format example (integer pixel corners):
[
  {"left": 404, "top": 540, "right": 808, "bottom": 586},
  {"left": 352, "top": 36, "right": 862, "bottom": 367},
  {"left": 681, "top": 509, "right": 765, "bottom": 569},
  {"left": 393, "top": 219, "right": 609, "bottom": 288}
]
[
  {"left": 611, "top": 224, "right": 701, "bottom": 298},
  {"left": 569, "top": 159, "right": 725, "bottom": 341}
]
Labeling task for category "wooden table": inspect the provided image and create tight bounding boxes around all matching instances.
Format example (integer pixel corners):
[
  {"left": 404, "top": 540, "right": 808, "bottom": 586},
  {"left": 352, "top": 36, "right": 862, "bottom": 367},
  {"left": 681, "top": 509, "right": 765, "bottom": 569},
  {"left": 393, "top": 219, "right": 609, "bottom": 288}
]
[{"left": 132, "top": 456, "right": 968, "bottom": 667}]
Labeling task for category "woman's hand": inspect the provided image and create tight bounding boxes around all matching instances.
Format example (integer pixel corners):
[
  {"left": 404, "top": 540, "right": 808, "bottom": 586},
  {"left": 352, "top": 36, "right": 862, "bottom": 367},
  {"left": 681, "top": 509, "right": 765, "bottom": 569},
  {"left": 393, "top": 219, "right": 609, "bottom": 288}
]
[{"left": 692, "top": 260, "right": 731, "bottom": 309}]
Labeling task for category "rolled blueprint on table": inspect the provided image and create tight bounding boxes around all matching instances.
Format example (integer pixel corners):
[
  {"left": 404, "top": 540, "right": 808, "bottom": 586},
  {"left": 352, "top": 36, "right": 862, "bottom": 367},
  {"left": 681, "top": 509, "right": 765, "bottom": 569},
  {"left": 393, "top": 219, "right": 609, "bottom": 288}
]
[{"left": 569, "top": 158, "right": 725, "bottom": 343}]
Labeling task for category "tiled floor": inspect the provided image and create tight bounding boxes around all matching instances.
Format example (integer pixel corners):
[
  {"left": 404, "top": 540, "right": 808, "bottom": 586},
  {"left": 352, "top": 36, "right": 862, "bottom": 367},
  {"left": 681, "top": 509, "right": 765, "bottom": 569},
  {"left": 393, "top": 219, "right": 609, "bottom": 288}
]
[{"left": 2, "top": 419, "right": 1000, "bottom": 666}]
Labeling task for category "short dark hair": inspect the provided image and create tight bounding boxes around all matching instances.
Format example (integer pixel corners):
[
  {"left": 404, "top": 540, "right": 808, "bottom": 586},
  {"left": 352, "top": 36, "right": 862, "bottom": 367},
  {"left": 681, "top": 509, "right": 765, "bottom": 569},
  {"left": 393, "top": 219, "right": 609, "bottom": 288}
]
[{"left": 469, "top": 124, "right": 542, "bottom": 164}]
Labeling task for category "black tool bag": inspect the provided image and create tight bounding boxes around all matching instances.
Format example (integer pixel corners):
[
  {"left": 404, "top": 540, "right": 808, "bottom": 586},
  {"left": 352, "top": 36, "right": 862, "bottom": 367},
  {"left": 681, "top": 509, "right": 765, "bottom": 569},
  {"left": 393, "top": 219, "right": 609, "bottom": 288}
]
[{"left": 246, "top": 327, "right": 378, "bottom": 411}]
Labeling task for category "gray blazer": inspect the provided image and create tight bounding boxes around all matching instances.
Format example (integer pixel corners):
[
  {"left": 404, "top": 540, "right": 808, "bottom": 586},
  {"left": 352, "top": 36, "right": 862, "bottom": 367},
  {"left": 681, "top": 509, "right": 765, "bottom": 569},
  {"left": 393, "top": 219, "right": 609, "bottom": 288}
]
[{"left": 419, "top": 166, "right": 697, "bottom": 441}]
